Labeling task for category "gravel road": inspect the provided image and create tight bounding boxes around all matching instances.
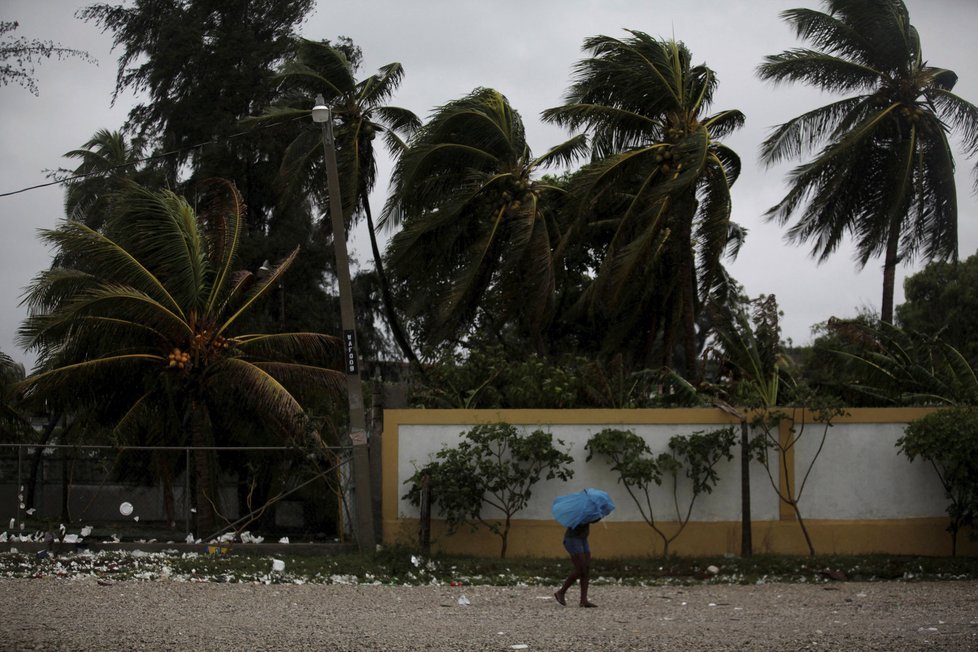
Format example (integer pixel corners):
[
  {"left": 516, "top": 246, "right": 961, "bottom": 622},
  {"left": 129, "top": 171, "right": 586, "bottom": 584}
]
[{"left": 1, "top": 578, "right": 975, "bottom": 651}]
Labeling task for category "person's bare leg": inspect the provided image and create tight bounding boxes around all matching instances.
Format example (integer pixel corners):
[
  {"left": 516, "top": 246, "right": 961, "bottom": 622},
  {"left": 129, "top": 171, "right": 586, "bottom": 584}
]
[
  {"left": 579, "top": 552, "right": 596, "bottom": 607},
  {"left": 555, "top": 552, "right": 587, "bottom": 606}
]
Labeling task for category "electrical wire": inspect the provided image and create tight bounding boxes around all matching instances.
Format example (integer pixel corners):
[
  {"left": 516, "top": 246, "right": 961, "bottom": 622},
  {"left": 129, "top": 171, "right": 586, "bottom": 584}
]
[{"left": 0, "top": 114, "right": 306, "bottom": 199}]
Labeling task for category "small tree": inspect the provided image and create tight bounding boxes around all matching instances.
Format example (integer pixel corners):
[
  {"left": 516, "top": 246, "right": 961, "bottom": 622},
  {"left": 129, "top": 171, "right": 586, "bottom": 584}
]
[
  {"left": 899, "top": 406, "right": 978, "bottom": 556},
  {"left": 748, "top": 392, "right": 845, "bottom": 557},
  {"left": 404, "top": 423, "right": 574, "bottom": 558},
  {"left": 586, "top": 427, "right": 735, "bottom": 556}
]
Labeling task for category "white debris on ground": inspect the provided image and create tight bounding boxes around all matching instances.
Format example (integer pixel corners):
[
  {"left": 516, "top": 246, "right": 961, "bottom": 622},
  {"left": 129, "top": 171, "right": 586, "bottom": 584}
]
[{"left": 9, "top": 579, "right": 970, "bottom": 652}]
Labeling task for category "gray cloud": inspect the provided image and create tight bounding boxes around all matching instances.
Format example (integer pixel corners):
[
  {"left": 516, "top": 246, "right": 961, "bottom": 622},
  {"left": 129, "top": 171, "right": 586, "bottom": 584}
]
[{"left": 2, "top": 0, "right": 976, "bottom": 368}]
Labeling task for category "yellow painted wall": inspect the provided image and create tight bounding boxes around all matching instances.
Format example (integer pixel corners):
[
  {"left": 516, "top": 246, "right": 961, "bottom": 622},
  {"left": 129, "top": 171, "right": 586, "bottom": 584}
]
[{"left": 381, "top": 408, "right": 976, "bottom": 558}]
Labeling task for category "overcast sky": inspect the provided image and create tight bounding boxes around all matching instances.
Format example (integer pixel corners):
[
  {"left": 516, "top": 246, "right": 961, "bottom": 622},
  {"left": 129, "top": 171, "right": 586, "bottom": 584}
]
[{"left": 2, "top": 0, "right": 977, "bottom": 370}]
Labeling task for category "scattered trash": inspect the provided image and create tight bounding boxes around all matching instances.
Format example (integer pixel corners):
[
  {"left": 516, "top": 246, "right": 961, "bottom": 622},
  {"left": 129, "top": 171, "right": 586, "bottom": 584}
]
[
  {"left": 511, "top": 645, "right": 529, "bottom": 650},
  {"left": 36, "top": 550, "right": 49, "bottom": 559},
  {"left": 62, "top": 534, "right": 79, "bottom": 544},
  {"left": 240, "top": 531, "right": 263, "bottom": 544},
  {"left": 185, "top": 534, "right": 196, "bottom": 544},
  {"left": 272, "top": 559, "right": 285, "bottom": 573},
  {"left": 450, "top": 581, "right": 464, "bottom": 587},
  {"left": 707, "top": 565, "right": 720, "bottom": 575},
  {"left": 80, "top": 526, "right": 92, "bottom": 538},
  {"left": 119, "top": 502, "right": 133, "bottom": 516},
  {"left": 206, "top": 545, "right": 230, "bottom": 556},
  {"left": 8, "top": 519, "right": 13, "bottom": 530},
  {"left": 457, "top": 594, "right": 470, "bottom": 606},
  {"left": 133, "top": 516, "right": 139, "bottom": 522},
  {"left": 278, "top": 537, "right": 289, "bottom": 544}
]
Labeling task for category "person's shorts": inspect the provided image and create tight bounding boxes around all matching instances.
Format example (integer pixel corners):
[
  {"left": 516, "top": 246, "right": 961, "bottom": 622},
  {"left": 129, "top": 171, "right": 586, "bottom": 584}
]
[{"left": 563, "top": 536, "right": 590, "bottom": 556}]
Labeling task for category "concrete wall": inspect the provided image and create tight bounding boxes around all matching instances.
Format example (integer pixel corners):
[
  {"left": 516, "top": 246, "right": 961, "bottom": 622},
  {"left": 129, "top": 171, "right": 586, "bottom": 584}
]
[{"left": 382, "top": 408, "right": 977, "bottom": 558}]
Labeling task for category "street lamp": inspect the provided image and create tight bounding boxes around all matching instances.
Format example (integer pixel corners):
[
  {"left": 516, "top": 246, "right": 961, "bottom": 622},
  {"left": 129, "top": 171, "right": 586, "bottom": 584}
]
[{"left": 312, "top": 94, "right": 375, "bottom": 550}]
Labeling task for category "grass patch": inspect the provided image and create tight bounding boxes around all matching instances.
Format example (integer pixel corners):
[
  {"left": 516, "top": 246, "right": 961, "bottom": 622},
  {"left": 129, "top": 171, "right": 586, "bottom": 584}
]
[{"left": 2, "top": 545, "right": 977, "bottom": 585}]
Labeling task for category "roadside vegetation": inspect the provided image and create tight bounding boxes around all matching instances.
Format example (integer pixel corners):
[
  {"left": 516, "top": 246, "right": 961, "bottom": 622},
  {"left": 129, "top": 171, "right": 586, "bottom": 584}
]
[
  {"left": 2, "top": 0, "right": 978, "bottom": 554},
  {"left": 2, "top": 546, "right": 977, "bottom": 586}
]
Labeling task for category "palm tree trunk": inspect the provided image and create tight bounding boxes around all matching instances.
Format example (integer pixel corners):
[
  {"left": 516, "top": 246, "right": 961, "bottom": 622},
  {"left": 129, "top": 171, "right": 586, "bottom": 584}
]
[
  {"left": 362, "top": 201, "right": 421, "bottom": 368},
  {"left": 25, "top": 412, "right": 62, "bottom": 510},
  {"left": 740, "top": 420, "right": 752, "bottom": 557},
  {"left": 189, "top": 398, "right": 216, "bottom": 534},
  {"left": 678, "top": 217, "right": 698, "bottom": 376},
  {"left": 881, "top": 222, "right": 900, "bottom": 324}
]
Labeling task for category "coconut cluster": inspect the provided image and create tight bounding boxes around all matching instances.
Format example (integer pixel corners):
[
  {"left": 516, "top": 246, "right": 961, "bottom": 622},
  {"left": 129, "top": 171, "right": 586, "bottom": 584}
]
[{"left": 167, "top": 348, "right": 190, "bottom": 369}]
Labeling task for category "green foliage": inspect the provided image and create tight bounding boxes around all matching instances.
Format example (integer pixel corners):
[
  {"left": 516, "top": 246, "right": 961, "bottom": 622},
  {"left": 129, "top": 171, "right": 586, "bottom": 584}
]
[
  {"left": 897, "top": 254, "right": 978, "bottom": 366},
  {"left": 900, "top": 406, "right": 978, "bottom": 555},
  {"left": 0, "top": 350, "right": 30, "bottom": 442},
  {"left": 17, "top": 181, "right": 345, "bottom": 530},
  {"left": 827, "top": 321, "right": 978, "bottom": 406},
  {"left": 798, "top": 312, "right": 886, "bottom": 407},
  {"left": 408, "top": 346, "right": 671, "bottom": 409},
  {"left": 706, "top": 295, "right": 793, "bottom": 410},
  {"left": 384, "top": 88, "right": 584, "bottom": 350},
  {"left": 585, "top": 426, "right": 735, "bottom": 555},
  {"left": 545, "top": 32, "right": 745, "bottom": 375},
  {"left": 6, "top": 547, "right": 978, "bottom": 585},
  {"left": 403, "top": 423, "right": 574, "bottom": 557},
  {"left": 758, "top": 0, "right": 978, "bottom": 323}
]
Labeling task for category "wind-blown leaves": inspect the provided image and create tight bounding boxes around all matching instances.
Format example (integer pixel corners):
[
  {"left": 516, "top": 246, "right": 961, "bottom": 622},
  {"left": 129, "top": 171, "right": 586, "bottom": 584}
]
[
  {"left": 758, "top": 0, "right": 978, "bottom": 323},
  {"left": 544, "top": 32, "right": 745, "bottom": 374},
  {"left": 383, "top": 88, "right": 577, "bottom": 350},
  {"left": 17, "top": 181, "right": 344, "bottom": 528}
]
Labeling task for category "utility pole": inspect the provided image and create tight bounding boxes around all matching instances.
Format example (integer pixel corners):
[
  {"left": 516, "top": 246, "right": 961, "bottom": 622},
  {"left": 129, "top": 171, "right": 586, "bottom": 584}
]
[{"left": 312, "top": 95, "right": 375, "bottom": 551}]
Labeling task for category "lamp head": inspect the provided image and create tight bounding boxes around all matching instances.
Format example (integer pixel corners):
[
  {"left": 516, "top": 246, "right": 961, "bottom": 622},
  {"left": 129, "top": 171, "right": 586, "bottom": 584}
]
[{"left": 311, "top": 94, "right": 330, "bottom": 123}]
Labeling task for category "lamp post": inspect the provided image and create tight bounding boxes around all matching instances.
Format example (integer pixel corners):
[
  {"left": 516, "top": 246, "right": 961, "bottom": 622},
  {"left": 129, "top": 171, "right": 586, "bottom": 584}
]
[{"left": 312, "top": 95, "right": 375, "bottom": 550}]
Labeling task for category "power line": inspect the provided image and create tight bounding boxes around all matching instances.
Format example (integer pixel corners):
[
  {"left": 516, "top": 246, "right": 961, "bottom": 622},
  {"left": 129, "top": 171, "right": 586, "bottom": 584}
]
[{"left": 0, "top": 115, "right": 306, "bottom": 199}]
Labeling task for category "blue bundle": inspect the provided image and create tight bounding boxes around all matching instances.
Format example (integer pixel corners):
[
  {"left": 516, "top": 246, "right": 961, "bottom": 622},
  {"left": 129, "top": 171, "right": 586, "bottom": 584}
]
[{"left": 551, "top": 488, "right": 615, "bottom": 529}]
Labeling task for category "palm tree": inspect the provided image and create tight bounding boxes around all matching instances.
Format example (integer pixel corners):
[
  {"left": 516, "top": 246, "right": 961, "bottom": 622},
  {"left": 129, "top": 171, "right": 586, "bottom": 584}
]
[
  {"left": 252, "top": 39, "right": 421, "bottom": 364},
  {"left": 58, "top": 129, "right": 154, "bottom": 230},
  {"left": 0, "top": 350, "right": 30, "bottom": 440},
  {"left": 381, "top": 87, "right": 586, "bottom": 353},
  {"left": 18, "top": 180, "right": 344, "bottom": 532},
  {"left": 758, "top": 0, "right": 978, "bottom": 324},
  {"left": 543, "top": 32, "right": 745, "bottom": 376}
]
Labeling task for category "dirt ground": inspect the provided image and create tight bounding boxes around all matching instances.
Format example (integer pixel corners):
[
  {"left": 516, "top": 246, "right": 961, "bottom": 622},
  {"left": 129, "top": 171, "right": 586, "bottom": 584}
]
[{"left": 1, "top": 578, "right": 976, "bottom": 651}]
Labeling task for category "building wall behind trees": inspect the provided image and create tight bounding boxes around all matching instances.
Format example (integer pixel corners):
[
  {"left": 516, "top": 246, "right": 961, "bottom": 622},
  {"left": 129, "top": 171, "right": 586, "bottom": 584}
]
[{"left": 382, "top": 408, "right": 976, "bottom": 557}]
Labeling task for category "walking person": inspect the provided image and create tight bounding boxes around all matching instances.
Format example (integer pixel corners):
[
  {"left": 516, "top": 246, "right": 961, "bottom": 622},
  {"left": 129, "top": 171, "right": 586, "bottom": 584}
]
[
  {"left": 554, "top": 519, "right": 598, "bottom": 607},
  {"left": 551, "top": 488, "right": 614, "bottom": 608}
]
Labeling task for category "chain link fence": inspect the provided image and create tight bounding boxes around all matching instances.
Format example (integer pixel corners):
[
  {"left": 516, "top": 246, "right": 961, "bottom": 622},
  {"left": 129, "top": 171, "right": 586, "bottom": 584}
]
[{"left": 0, "top": 442, "right": 353, "bottom": 546}]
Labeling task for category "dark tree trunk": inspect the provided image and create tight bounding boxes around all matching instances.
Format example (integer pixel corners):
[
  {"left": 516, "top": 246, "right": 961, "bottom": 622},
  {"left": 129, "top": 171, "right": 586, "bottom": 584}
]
[
  {"left": 189, "top": 399, "right": 216, "bottom": 534},
  {"left": 362, "top": 200, "right": 421, "bottom": 369},
  {"left": 740, "top": 420, "right": 752, "bottom": 557},
  {"left": 881, "top": 222, "right": 900, "bottom": 324},
  {"left": 25, "top": 412, "right": 62, "bottom": 511}
]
